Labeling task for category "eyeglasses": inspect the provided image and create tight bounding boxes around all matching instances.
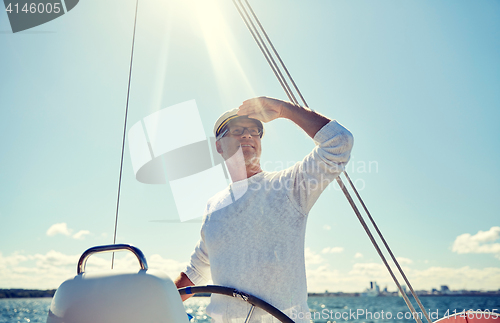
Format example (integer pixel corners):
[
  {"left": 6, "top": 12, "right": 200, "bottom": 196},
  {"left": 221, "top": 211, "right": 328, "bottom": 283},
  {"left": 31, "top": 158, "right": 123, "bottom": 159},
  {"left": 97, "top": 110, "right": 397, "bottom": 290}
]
[{"left": 218, "top": 126, "right": 263, "bottom": 139}]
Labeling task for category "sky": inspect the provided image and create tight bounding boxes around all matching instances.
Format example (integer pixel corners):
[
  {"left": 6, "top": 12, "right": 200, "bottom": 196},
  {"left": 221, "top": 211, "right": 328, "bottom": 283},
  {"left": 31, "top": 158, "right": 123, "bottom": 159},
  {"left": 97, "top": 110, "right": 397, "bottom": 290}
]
[{"left": 0, "top": 0, "right": 499, "bottom": 293}]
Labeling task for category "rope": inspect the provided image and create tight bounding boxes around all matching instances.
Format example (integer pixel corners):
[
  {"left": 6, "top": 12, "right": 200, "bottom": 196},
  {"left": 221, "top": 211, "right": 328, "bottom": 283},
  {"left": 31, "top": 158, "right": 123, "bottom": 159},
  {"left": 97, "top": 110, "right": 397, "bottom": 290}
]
[
  {"left": 343, "top": 172, "right": 432, "bottom": 323},
  {"left": 232, "top": 2, "right": 431, "bottom": 323},
  {"left": 111, "top": 0, "right": 139, "bottom": 269},
  {"left": 335, "top": 177, "right": 423, "bottom": 323}
]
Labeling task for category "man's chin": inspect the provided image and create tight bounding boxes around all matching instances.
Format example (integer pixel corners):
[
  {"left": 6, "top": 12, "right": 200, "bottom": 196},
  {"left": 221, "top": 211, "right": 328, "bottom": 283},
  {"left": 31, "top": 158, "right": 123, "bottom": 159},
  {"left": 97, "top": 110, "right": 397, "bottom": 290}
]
[{"left": 244, "top": 156, "right": 260, "bottom": 167}]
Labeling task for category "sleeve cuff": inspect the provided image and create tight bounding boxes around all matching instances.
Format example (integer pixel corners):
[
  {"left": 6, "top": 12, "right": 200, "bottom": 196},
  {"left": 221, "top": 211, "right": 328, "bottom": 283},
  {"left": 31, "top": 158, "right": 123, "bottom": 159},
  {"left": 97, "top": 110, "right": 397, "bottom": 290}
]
[
  {"left": 313, "top": 120, "right": 351, "bottom": 145},
  {"left": 184, "top": 266, "right": 209, "bottom": 286}
]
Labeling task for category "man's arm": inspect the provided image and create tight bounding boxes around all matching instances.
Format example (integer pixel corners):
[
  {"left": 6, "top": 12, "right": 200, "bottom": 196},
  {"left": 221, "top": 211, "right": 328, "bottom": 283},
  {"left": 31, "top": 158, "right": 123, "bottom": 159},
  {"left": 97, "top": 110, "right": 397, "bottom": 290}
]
[
  {"left": 177, "top": 238, "right": 211, "bottom": 301},
  {"left": 174, "top": 272, "right": 195, "bottom": 301},
  {"left": 238, "top": 97, "right": 331, "bottom": 138},
  {"left": 239, "top": 97, "right": 353, "bottom": 215},
  {"left": 280, "top": 102, "right": 331, "bottom": 139}
]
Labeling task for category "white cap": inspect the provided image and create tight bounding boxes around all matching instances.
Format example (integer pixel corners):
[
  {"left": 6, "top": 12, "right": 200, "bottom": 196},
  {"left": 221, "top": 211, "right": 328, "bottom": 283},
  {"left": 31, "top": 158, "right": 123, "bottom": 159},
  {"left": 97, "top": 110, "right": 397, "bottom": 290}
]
[{"left": 213, "top": 108, "right": 264, "bottom": 139}]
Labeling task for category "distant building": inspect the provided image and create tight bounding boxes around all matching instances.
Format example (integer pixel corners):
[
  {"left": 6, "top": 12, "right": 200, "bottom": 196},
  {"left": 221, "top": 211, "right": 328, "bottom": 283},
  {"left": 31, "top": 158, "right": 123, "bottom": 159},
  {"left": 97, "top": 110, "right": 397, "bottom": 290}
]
[
  {"left": 398, "top": 285, "right": 408, "bottom": 297},
  {"left": 361, "top": 281, "right": 380, "bottom": 297}
]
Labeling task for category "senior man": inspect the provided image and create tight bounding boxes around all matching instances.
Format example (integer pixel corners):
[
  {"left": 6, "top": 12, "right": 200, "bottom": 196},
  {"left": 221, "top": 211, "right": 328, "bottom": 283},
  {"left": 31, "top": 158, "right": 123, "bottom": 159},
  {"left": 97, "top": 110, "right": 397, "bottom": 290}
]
[{"left": 174, "top": 97, "right": 353, "bottom": 322}]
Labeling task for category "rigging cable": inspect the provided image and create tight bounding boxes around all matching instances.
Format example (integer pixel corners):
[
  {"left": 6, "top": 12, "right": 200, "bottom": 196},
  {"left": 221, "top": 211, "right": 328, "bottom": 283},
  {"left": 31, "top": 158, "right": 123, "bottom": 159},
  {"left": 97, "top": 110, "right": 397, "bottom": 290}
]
[
  {"left": 343, "top": 171, "right": 432, "bottom": 323},
  {"left": 335, "top": 176, "right": 425, "bottom": 323},
  {"left": 112, "top": 0, "right": 139, "bottom": 269},
  {"left": 231, "top": 1, "right": 431, "bottom": 323}
]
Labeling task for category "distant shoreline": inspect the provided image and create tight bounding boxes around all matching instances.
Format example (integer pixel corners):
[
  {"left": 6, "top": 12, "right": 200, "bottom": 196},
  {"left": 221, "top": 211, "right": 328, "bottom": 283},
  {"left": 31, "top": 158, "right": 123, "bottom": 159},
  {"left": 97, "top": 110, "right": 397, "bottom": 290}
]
[
  {"left": 1, "top": 289, "right": 499, "bottom": 299},
  {"left": 0, "top": 289, "right": 56, "bottom": 298}
]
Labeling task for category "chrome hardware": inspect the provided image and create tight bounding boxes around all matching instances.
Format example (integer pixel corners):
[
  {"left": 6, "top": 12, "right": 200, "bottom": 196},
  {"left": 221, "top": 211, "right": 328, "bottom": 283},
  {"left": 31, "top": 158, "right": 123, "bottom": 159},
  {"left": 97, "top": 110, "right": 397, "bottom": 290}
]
[
  {"left": 77, "top": 244, "right": 148, "bottom": 274},
  {"left": 232, "top": 290, "right": 250, "bottom": 302}
]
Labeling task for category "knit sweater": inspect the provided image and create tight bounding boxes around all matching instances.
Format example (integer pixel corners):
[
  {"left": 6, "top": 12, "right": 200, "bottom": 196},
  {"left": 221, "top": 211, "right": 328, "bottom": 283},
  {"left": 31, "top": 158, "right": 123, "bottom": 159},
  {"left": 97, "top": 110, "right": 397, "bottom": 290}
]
[{"left": 184, "top": 120, "right": 354, "bottom": 322}]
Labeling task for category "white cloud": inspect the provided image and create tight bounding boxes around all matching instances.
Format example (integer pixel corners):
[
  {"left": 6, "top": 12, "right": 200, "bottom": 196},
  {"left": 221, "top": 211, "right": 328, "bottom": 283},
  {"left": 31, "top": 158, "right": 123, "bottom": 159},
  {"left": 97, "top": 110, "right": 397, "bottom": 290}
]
[
  {"left": 90, "top": 253, "right": 188, "bottom": 279},
  {"left": 321, "top": 247, "right": 344, "bottom": 254},
  {"left": 302, "top": 246, "right": 500, "bottom": 292},
  {"left": 0, "top": 250, "right": 80, "bottom": 289},
  {"left": 0, "top": 250, "right": 188, "bottom": 290},
  {"left": 452, "top": 226, "right": 500, "bottom": 259},
  {"left": 46, "top": 223, "right": 91, "bottom": 240},
  {"left": 72, "top": 230, "right": 90, "bottom": 240},
  {"left": 305, "top": 248, "right": 325, "bottom": 266},
  {"left": 46, "top": 223, "right": 71, "bottom": 236},
  {"left": 1, "top": 248, "right": 500, "bottom": 294},
  {"left": 396, "top": 257, "right": 413, "bottom": 265},
  {"left": 0, "top": 252, "right": 28, "bottom": 270},
  {"left": 322, "top": 225, "right": 331, "bottom": 230},
  {"left": 348, "top": 262, "right": 388, "bottom": 279},
  {"left": 148, "top": 254, "right": 189, "bottom": 279},
  {"left": 408, "top": 266, "right": 500, "bottom": 291},
  {"left": 30, "top": 250, "right": 78, "bottom": 268},
  {"left": 305, "top": 260, "right": 500, "bottom": 293}
]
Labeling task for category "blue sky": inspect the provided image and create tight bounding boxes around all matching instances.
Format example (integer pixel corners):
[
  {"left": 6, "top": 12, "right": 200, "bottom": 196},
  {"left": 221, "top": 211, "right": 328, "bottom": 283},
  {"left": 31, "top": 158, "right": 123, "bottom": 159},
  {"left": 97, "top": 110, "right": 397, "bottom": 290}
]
[{"left": 0, "top": 0, "right": 499, "bottom": 293}]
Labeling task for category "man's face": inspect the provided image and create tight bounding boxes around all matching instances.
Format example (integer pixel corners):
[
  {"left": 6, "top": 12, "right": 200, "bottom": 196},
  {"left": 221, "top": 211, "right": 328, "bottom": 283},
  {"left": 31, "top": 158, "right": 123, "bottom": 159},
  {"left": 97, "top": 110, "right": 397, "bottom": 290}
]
[{"left": 216, "top": 118, "right": 262, "bottom": 165}]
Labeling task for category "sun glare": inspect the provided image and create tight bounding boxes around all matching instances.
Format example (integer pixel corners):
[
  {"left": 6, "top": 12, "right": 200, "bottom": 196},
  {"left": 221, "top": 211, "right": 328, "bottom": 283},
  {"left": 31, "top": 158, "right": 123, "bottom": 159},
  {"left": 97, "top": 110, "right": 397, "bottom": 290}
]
[
  {"left": 190, "top": 0, "right": 256, "bottom": 100},
  {"left": 193, "top": 0, "right": 229, "bottom": 48}
]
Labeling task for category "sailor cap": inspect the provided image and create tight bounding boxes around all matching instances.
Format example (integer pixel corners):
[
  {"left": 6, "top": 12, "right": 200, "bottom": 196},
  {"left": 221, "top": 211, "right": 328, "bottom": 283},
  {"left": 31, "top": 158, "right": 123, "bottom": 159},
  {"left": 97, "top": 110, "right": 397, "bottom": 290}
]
[{"left": 213, "top": 108, "right": 264, "bottom": 139}]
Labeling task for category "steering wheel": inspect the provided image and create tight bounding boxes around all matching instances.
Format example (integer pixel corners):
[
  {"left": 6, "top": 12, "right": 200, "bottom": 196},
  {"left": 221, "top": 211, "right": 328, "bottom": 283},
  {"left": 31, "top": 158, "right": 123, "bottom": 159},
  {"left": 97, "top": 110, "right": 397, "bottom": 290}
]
[{"left": 178, "top": 285, "right": 294, "bottom": 323}]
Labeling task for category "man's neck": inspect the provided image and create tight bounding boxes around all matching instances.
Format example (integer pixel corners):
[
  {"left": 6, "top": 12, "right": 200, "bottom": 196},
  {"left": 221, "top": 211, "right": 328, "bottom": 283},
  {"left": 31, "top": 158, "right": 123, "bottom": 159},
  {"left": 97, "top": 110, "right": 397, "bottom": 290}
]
[
  {"left": 245, "top": 164, "right": 263, "bottom": 179},
  {"left": 226, "top": 160, "right": 262, "bottom": 182}
]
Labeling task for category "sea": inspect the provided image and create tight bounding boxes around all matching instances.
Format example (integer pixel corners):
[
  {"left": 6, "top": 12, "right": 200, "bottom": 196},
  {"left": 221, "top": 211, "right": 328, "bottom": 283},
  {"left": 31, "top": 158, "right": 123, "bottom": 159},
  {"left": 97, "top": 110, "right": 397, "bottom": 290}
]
[{"left": 1, "top": 295, "right": 499, "bottom": 323}]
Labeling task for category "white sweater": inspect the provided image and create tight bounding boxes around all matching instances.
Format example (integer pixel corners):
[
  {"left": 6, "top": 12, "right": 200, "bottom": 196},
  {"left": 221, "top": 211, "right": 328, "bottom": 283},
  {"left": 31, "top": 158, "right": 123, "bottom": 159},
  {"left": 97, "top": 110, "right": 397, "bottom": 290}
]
[{"left": 184, "top": 120, "right": 354, "bottom": 322}]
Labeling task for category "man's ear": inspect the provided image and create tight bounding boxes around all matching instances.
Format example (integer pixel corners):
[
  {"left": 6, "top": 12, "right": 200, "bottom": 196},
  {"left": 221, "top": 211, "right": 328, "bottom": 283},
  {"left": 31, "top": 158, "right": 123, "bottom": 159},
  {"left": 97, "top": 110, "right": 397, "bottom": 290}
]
[{"left": 216, "top": 140, "right": 223, "bottom": 154}]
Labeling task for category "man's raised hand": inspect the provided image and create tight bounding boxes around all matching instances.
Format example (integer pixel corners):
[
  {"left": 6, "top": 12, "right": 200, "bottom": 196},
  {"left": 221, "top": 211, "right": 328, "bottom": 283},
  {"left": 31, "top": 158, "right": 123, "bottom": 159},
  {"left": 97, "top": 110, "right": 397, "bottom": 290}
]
[{"left": 237, "top": 97, "right": 289, "bottom": 123}]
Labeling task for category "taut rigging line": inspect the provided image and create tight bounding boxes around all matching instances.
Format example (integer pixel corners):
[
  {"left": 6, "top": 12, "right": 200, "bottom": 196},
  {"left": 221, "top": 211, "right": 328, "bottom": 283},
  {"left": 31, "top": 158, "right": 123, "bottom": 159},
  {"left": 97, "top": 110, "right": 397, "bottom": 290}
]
[
  {"left": 231, "top": 1, "right": 432, "bottom": 323},
  {"left": 112, "top": 0, "right": 139, "bottom": 269}
]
